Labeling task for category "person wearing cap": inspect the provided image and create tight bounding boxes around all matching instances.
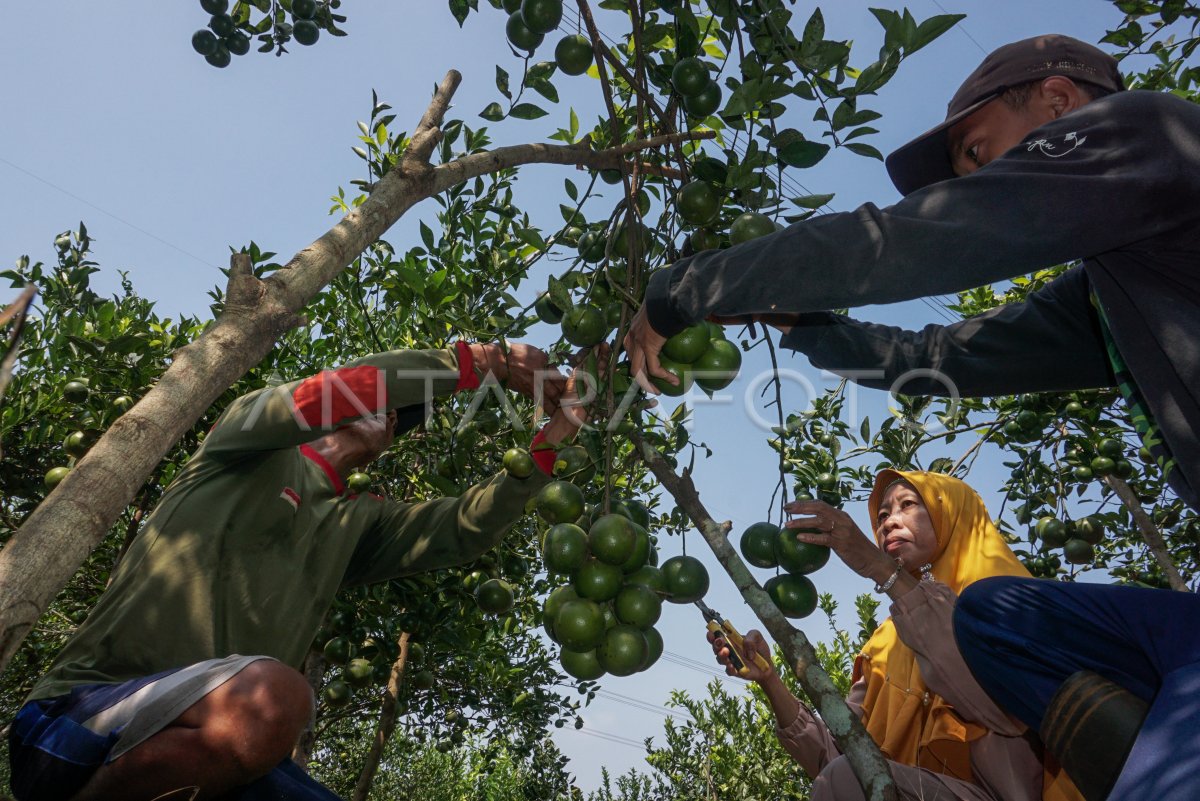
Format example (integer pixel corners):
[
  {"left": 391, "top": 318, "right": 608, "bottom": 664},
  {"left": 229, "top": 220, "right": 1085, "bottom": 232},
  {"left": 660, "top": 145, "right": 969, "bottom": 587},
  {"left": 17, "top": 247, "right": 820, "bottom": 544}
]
[
  {"left": 8, "top": 342, "right": 591, "bottom": 801},
  {"left": 626, "top": 33, "right": 1200, "bottom": 514},
  {"left": 711, "top": 470, "right": 1083, "bottom": 801},
  {"left": 626, "top": 32, "right": 1200, "bottom": 801}
]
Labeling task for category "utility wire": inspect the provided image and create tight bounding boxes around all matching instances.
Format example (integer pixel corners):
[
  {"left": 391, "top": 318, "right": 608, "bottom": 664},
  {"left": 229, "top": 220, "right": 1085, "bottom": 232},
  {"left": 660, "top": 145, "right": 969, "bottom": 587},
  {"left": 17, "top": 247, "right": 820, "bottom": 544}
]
[
  {"left": 597, "top": 688, "right": 695, "bottom": 721},
  {"left": 925, "top": 0, "right": 989, "bottom": 56}
]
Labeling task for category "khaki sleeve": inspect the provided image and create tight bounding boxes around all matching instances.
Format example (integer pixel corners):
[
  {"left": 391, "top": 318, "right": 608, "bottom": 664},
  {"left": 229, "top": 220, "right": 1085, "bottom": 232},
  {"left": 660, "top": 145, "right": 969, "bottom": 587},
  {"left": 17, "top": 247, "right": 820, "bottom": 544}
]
[
  {"left": 890, "top": 582, "right": 1026, "bottom": 735},
  {"left": 341, "top": 469, "right": 550, "bottom": 586},
  {"left": 773, "top": 680, "right": 865, "bottom": 777}
]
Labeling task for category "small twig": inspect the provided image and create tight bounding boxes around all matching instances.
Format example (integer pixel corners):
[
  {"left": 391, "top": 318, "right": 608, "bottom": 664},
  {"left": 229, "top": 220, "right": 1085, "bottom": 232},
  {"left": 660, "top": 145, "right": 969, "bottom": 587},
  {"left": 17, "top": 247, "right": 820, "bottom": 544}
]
[{"left": 1104, "top": 474, "right": 1190, "bottom": 592}]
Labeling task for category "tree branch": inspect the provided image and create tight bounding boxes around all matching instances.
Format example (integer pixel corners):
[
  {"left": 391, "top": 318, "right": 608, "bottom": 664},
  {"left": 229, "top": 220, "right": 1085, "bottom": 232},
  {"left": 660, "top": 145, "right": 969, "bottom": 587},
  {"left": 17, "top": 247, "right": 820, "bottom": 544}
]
[
  {"left": 1104, "top": 474, "right": 1190, "bottom": 591},
  {"left": 629, "top": 432, "right": 897, "bottom": 801},
  {"left": 352, "top": 631, "right": 411, "bottom": 801}
]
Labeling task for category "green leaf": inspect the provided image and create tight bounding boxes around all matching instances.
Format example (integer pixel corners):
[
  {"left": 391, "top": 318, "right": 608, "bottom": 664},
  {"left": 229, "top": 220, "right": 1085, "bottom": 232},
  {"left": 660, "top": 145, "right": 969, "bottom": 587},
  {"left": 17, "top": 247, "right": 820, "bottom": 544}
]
[
  {"left": 801, "top": 8, "right": 825, "bottom": 54},
  {"left": 845, "top": 126, "right": 879, "bottom": 141},
  {"left": 479, "top": 102, "right": 505, "bottom": 122},
  {"left": 911, "top": 14, "right": 965, "bottom": 53},
  {"left": 495, "top": 65, "right": 511, "bottom": 99},
  {"left": 844, "top": 142, "right": 883, "bottom": 161},
  {"left": 529, "top": 78, "right": 559, "bottom": 104},
  {"left": 510, "top": 103, "right": 548, "bottom": 120},
  {"left": 515, "top": 227, "right": 548, "bottom": 250},
  {"left": 791, "top": 193, "right": 835, "bottom": 209},
  {"left": 448, "top": 0, "right": 471, "bottom": 26},
  {"left": 420, "top": 221, "right": 436, "bottom": 252},
  {"left": 722, "top": 79, "right": 761, "bottom": 117},
  {"left": 546, "top": 275, "right": 573, "bottom": 313},
  {"left": 777, "top": 140, "right": 830, "bottom": 168}
]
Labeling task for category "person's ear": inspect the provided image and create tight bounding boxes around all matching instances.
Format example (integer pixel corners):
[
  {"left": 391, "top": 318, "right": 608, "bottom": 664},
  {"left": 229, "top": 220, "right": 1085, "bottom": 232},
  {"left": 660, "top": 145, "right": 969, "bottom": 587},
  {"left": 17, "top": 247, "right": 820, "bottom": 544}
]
[{"left": 1039, "top": 76, "right": 1085, "bottom": 119}]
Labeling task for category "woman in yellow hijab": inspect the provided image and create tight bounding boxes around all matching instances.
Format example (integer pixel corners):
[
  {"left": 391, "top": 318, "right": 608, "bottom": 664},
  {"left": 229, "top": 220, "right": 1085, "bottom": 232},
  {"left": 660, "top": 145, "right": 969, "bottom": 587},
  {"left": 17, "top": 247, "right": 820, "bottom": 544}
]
[{"left": 710, "top": 469, "right": 1081, "bottom": 801}]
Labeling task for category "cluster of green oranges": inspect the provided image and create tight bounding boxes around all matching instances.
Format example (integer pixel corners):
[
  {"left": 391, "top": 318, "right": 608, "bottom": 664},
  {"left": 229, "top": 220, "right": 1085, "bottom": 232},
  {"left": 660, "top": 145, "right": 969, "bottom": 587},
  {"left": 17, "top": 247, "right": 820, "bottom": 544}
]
[
  {"left": 739, "top": 521, "right": 829, "bottom": 618},
  {"left": 192, "top": 0, "right": 321, "bottom": 68},
  {"left": 533, "top": 478, "right": 709, "bottom": 679},
  {"left": 671, "top": 56, "right": 723, "bottom": 119},
  {"left": 1031, "top": 514, "right": 1104, "bottom": 572},
  {"left": 677, "top": 173, "right": 779, "bottom": 256},
  {"left": 655, "top": 321, "right": 743, "bottom": 397},
  {"left": 45, "top": 378, "right": 134, "bottom": 492},
  {"left": 319, "top": 622, "right": 431, "bottom": 708}
]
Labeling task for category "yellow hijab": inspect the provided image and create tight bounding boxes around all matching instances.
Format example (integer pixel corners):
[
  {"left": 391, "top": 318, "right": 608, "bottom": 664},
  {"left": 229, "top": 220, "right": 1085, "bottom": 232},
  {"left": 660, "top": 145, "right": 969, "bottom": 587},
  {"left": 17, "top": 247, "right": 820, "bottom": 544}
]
[{"left": 854, "top": 470, "right": 1081, "bottom": 801}]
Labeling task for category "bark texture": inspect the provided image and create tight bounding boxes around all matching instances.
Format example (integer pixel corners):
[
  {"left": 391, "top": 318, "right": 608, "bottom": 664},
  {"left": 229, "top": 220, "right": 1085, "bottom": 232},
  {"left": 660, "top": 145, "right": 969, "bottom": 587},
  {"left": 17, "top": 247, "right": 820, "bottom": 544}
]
[
  {"left": 352, "top": 631, "right": 411, "bottom": 801},
  {"left": 292, "top": 645, "right": 328, "bottom": 770},
  {"left": 0, "top": 70, "right": 708, "bottom": 675},
  {"left": 633, "top": 434, "right": 898, "bottom": 801},
  {"left": 1104, "top": 474, "right": 1190, "bottom": 591}
]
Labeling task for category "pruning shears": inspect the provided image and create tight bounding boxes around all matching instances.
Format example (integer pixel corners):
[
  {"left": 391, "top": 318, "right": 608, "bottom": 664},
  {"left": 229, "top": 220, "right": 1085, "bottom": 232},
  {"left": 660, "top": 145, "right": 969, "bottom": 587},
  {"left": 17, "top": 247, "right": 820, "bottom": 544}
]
[{"left": 695, "top": 599, "right": 773, "bottom": 678}]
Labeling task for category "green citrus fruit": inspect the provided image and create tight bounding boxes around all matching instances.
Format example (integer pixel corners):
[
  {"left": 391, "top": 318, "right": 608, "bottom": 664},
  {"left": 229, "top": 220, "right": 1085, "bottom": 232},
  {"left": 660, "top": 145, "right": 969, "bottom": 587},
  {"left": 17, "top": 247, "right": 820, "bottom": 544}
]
[
  {"left": 611, "top": 498, "right": 651, "bottom": 529},
  {"left": 705, "top": 321, "right": 726, "bottom": 340},
  {"left": 690, "top": 228, "right": 721, "bottom": 252},
  {"left": 589, "top": 514, "right": 636, "bottom": 565},
  {"left": 206, "top": 43, "right": 231, "bottom": 67},
  {"left": 200, "top": 0, "right": 229, "bottom": 14},
  {"left": 1090, "top": 456, "right": 1116, "bottom": 475},
  {"left": 292, "top": 0, "right": 318, "bottom": 19},
  {"left": 775, "top": 529, "right": 830, "bottom": 575},
  {"left": 192, "top": 29, "right": 219, "bottom": 55},
  {"left": 462, "top": 569, "right": 486, "bottom": 591},
  {"left": 1072, "top": 465, "right": 1094, "bottom": 481},
  {"left": 561, "top": 304, "right": 606, "bottom": 347},
  {"left": 600, "top": 168, "right": 622, "bottom": 184},
  {"left": 1115, "top": 459, "right": 1135, "bottom": 478},
  {"left": 615, "top": 584, "right": 662, "bottom": 628},
  {"left": 572, "top": 559, "right": 623, "bottom": 602},
  {"left": 640, "top": 626, "right": 663, "bottom": 671},
  {"left": 1063, "top": 538, "right": 1095, "bottom": 565},
  {"left": 1098, "top": 438, "right": 1124, "bottom": 458},
  {"left": 323, "top": 636, "right": 354, "bottom": 665},
  {"left": 651, "top": 355, "right": 694, "bottom": 397},
  {"left": 542, "top": 523, "right": 589, "bottom": 575},
  {"left": 344, "top": 658, "right": 374, "bottom": 689},
  {"left": 739, "top": 522, "right": 780, "bottom": 568},
  {"left": 407, "top": 641, "right": 425, "bottom": 664},
  {"left": 555, "top": 598, "right": 606, "bottom": 652},
  {"left": 63, "top": 430, "right": 91, "bottom": 459},
  {"left": 601, "top": 602, "right": 618, "bottom": 629},
  {"left": 671, "top": 57, "right": 710, "bottom": 96},
  {"left": 225, "top": 32, "right": 250, "bottom": 56},
  {"left": 765, "top": 574, "right": 818, "bottom": 618},
  {"left": 537, "top": 480, "right": 586, "bottom": 524},
  {"left": 535, "top": 292, "right": 564, "bottom": 324},
  {"left": 63, "top": 380, "right": 89, "bottom": 403},
  {"left": 555, "top": 34, "right": 593, "bottom": 75},
  {"left": 475, "top": 578, "right": 515, "bottom": 615},
  {"left": 323, "top": 679, "right": 352, "bottom": 707},
  {"left": 113, "top": 395, "right": 134, "bottom": 413},
  {"left": 503, "top": 447, "right": 535, "bottom": 479},
  {"left": 661, "top": 555, "right": 709, "bottom": 603},
  {"left": 209, "top": 13, "right": 236, "bottom": 36},
  {"left": 598, "top": 624, "right": 648, "bottom": 677},
  {"left": 1073, "top": 516, "right": 1105, "bottom": 545},
  {"left": 502, "top": 0, "right": 522, "bottom": 10},
  {"left": 44, "top": 466, "right": 71, "bottom": 490},
  {"left": 692, "top": 339, "right": 742, "bottom": 391},
  {"left": 729, "top": 212, "right": 777, "bottom": 245},
  {"left": 553, "top": 444, "right": 595, "bottom": 483},
  {"left": 520, "top": 0, "right": 562, "bottom": 34},
  {"left": 410, "top": 669, "right": 435, "bottom": 690},
  {"left": 1036, "top": 516, "right": 1069, "bottom": 549},
  {"left": 293, "top": 19, "right": 320, "bottom": 45},
  {"left": 682, "top": 80, "right": 722, "bottom": 117},
  {"left": 613, "top": 221, "right": 651, "bottom": 255},
  {"left": 560, "top": 645, "right": 606, "bottom": 680},
  {"left": 677, "top": 181, "right": 720, "bottom": 226},
  {"left": 346, "top": 472, "right": 371, "bottom": 493},
  {"left": 620, "top": 523, "right": 651, "bottom": 573},
  {"left": 505, "top": 11, "right": 543, "bottom": 52},
  {"left": 543, "top": 586, "right": 579, "bottom": 634},
  {"left": 663, "top": 323, "right": 712, "bottom": 364},
  {"left": 606, "top": 302, "right": 623, "bottom": 327},
  {"left": 625, "top": 564, "right": 665, "bottom": 593}
]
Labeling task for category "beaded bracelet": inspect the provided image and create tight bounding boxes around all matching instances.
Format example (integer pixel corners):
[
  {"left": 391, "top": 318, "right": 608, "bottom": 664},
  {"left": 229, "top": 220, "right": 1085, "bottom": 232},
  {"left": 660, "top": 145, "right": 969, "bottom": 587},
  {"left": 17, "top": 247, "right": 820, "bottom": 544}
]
[{"left": 874, "top": 567, "right": 902, "bottom": 594}]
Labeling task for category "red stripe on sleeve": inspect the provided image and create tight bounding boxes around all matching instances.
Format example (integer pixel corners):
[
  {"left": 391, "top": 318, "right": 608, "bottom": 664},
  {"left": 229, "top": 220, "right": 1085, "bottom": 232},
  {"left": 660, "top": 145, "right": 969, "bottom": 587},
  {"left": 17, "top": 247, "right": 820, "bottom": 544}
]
[
  {"left": 292, "top": 365, "right": 383, "bottom": 428},
  {"left": 530, "top": 429, "right": 557, "bottom": 476},
  {"left": 455, "top": 341, "right": 480, "bottom": 391}
]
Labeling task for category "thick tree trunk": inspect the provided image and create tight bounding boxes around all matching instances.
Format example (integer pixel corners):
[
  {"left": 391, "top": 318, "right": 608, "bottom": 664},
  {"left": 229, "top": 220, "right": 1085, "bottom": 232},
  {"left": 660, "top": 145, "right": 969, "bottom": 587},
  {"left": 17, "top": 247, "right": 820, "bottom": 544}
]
[
  {"left": 633, "top": 435, "right": 898, "bottom": 801},
  {"left": 0, "top": 69, "right": 708, "bottom": 675},
  {"left": 352, "top": 631, "right": 411, "bottom": 801},
  {"left": 292, "top": 646, "right": 328, "bottom": 770}
]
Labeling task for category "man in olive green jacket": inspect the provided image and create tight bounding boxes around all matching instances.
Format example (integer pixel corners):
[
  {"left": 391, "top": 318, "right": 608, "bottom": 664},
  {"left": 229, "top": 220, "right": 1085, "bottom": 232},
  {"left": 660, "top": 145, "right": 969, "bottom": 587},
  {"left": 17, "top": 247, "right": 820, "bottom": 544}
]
[{"left": 10, "top": 340, "right": 589, "bottom": 801}]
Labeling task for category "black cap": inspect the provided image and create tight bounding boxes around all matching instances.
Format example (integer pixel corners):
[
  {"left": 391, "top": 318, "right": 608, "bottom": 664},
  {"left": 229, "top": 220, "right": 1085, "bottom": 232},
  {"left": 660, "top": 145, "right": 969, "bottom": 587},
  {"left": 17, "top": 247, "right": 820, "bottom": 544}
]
[{"left": 885, "top": 34, "right": 1125, "bottom": 196}]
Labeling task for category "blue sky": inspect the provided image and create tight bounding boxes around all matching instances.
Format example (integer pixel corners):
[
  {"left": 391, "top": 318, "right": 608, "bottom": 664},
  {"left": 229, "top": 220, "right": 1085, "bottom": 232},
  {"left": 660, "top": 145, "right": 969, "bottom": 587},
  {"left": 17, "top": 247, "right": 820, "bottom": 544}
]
[{"left": 1, "top": 0, "right": 1134, "bottom": 792}]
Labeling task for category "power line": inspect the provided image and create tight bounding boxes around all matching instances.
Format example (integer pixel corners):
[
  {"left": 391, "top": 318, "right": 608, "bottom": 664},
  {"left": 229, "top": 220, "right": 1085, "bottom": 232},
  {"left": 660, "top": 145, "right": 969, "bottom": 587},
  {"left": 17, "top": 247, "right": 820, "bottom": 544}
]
[
  {"left": 596, "top": 688, "right": 695, "bottom": 721},
  {"left": 925, "top": 0, "right": 989, "bottom": 56},
  {"left": 0, "top": 156, "right": 222, "bottom": 272},
  {"left": 573, "top": 726, "right": 651, "bottom": 751}
]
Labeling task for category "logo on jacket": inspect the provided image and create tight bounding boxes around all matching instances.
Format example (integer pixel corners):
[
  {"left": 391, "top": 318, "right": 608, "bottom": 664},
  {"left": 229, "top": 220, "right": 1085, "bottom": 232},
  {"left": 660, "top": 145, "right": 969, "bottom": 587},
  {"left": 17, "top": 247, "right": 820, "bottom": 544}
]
[
  {"left": 1025, "top": 131, "right": 1086, "bottom": 158},
  {"left": 280, "top": 487, "right": 302, "bottom": 511}
]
